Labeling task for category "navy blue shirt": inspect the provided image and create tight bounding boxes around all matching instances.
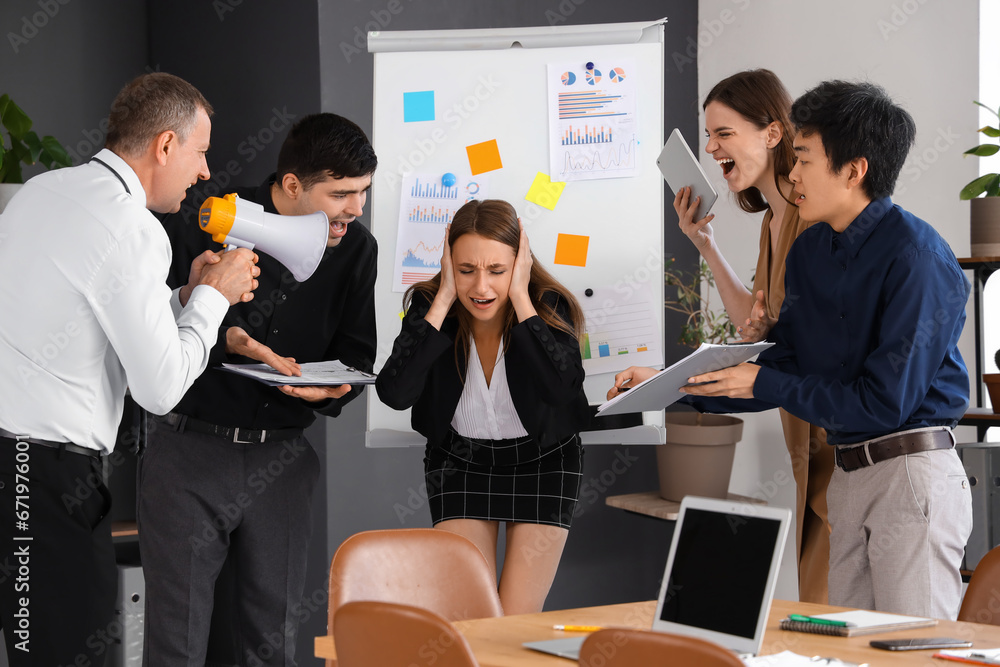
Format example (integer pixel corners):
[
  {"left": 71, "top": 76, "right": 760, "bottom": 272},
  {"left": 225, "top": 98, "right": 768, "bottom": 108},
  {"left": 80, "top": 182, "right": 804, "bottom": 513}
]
[{"left": 688, "top": 198, "right": 970, "bottom": 445}]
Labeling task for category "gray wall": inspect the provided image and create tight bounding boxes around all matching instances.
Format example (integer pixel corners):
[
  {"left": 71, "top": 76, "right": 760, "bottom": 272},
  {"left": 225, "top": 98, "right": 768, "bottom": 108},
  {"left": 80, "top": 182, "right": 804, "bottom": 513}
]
[
  {"left": 316, "top": 0, "right": 701, "bottom": 611},
  {"left": 0, "top": 0, "right": 148, "bottom": 172}
]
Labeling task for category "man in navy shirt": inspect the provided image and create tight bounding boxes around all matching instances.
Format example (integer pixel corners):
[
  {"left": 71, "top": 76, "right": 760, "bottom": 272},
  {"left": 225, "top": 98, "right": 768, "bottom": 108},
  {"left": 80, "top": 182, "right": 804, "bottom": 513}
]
[{"left": 617, "top": 81, "right": 972, "bottom": 618}]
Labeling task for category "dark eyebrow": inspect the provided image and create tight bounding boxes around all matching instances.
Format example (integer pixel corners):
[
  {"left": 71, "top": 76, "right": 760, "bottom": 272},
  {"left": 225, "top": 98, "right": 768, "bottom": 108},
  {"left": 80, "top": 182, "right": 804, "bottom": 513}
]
[
  {"left": 330, "top": 185, "right": 371, "bottom": 195},
  {"left": 455, "top": 262, "right": 508, "bottom": 269},
  {"left": 708, "top": 126, "right": 733, "bottom": 134},
  {"left": 793, "top": 145, "right": 809, "bottom": 153}
]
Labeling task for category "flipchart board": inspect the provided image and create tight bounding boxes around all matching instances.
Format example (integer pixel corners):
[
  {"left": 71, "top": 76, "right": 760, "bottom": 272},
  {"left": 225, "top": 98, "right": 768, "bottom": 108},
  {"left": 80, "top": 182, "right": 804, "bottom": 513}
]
[{"left": 366, "top": 19, "right": 667, "bottom": 447}]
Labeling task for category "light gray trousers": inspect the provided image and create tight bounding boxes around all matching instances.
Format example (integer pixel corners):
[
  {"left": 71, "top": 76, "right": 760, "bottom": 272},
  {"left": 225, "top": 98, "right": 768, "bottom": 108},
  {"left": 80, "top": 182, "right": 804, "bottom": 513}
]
[{"left": 827, "top": 446, "right": 972, "bottom": 620}]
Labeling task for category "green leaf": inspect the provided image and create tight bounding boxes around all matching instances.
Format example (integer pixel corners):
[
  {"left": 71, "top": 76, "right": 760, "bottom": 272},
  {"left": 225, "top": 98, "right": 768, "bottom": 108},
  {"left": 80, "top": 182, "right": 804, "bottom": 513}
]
[
  {"left": 0, "top": 97, "right": 31, "bottom": 140},
  {"left": 40, "top": 135, "right": 71, "bottom": 168},
  {"left": 964, "top": 144, "right": 1000, "bottom": 157},
  {"left": 975, "top": 100, "right": 1000, "bottom": 120},
  {"left": 960, "top": 173, "right": 1000, "bottom": 200},
  {"left": 22, "top": 131, "right": 43, "bottom": 163},
  {"left": 980, "top": 126, "right": 1000, "bottom": 138},
  {"left": 987, "top": 174, "right": 1000, "bottom": 198}
]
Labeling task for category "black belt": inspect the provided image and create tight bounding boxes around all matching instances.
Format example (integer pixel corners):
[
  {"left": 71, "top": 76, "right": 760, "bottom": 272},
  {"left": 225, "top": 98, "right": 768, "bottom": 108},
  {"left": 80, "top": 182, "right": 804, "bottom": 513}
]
[
  {"left": 162, "top": 413, "right": 302, "bottom": 445},
  {"left": 0, "top": 428, "right": 101, "bottom": 459},
  {"left": 835, "top": 429, "right": 955, "bottom": 472}
]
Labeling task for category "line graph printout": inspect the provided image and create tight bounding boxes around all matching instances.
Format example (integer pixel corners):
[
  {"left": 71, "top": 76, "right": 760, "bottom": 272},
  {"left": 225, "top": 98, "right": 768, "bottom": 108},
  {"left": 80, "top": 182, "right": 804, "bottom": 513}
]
[
  {"left": 392, "top": 172, "right": 490, "bottom": 292},
  {"left": 576, "top": 283, "right": 662, "bottom": 375},
  {"left": 548, "top": 59, "right": 638, "bottom": 182}
]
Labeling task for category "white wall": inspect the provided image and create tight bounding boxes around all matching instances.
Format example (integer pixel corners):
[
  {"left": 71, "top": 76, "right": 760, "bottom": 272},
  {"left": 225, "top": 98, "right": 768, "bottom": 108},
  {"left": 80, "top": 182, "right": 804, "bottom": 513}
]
[{"left": 695, "top": 0, "right": 981, "bottom": 600}]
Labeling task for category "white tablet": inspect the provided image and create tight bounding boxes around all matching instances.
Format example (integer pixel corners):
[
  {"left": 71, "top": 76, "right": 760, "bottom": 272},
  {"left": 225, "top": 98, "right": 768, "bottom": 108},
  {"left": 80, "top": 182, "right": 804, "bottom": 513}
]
[{"left": 656, "top": 128, "right": 718, "bottom": 221}]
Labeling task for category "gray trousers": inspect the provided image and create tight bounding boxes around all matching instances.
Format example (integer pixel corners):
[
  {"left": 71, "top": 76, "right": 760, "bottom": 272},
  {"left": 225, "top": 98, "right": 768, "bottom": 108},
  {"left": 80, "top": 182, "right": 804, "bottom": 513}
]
[
  {"left": 138, "top": 422, "right": 319, "bottom": 666},
  {"left": 827, "top": 446, "right": 972, "bottom": 619}
]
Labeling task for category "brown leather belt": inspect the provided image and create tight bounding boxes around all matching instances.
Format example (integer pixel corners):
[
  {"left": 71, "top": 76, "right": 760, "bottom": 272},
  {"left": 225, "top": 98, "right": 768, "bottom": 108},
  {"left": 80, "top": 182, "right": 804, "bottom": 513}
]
[{"left": 835, "top": 429, "right": 954, "bottom": 472}]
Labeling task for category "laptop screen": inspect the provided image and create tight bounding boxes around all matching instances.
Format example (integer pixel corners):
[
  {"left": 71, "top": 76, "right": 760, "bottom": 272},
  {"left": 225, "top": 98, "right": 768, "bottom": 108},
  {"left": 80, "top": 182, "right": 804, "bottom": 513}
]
[
  {"left": 651, "top": 496, "right": 791, "bottom": 656},
  {"left": 658, "top": 507, "right": 781, "bottom": 639}
]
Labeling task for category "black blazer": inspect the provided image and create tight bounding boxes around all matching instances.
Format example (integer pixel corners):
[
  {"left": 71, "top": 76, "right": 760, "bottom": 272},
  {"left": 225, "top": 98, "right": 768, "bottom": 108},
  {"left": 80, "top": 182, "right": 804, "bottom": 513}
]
[{"left": 376, "top": 291, "right": 591, "bottom": 449}]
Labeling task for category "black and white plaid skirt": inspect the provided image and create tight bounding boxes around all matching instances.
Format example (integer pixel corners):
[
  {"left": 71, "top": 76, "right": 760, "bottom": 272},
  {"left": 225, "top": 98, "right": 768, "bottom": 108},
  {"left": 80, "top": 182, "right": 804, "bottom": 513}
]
[{"left": 424, "top": 429, "right": 584, "bottom": 529}]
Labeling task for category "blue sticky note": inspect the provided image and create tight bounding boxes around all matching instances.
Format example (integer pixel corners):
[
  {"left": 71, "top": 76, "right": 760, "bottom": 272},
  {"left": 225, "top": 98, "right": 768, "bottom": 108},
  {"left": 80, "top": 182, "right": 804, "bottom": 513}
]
[{"left": 403, "top": 91, "right": 435, "bottom": 123}]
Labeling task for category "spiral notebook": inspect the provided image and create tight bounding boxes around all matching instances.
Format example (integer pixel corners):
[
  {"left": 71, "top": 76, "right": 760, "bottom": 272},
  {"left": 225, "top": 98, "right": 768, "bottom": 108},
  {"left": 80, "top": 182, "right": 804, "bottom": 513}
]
[{"left": 779, "top": 610, "right": 936, "bottom": 637}]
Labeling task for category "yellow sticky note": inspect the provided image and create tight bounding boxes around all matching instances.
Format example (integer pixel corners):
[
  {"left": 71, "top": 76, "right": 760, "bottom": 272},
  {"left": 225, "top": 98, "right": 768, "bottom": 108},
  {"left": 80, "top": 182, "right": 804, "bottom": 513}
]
[
  {"left": 466, "top": 139, "right": 503, "bottom": 175},
  {"left": 554, "top": 233, "right": 589, "bottom": 267},
  {"left": 525, "top": 172, "right": 567, "bottom": 211}
]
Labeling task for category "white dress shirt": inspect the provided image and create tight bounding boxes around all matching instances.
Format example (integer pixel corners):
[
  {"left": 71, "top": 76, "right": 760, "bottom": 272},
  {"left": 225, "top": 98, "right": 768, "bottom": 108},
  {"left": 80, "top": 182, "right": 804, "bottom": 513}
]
[
  {"left": 451, "top": 337, "right": 529, "bottom": 440},
  {"left": 0, "top": 149, "right": 229, "bottom": 453}
]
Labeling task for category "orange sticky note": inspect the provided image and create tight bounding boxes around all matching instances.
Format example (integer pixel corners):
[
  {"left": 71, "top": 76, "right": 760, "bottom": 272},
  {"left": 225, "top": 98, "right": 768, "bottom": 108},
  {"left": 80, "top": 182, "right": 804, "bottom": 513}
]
[
  {"left": 554, "top": 233, "right": 589, "bottom": 267},
  {"left": 525, "top": 172, "right": 567, "bottom": 211},
  {"left": 466, "top": 139, "right": 503, "bottom": 175}
]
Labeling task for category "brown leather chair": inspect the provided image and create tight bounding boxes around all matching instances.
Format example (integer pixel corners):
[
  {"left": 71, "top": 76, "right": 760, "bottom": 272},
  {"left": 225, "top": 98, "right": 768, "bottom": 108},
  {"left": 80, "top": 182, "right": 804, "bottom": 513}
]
[
  {"left": 579, "top": 628, "right": 746, "bottom": 667},
  {"left": 959, "top": 544, "right": 1000, "bottom": 625},
  {"left": 328, "top": 528, "right": 503, "bottom": 633},
  {"left": 334, "top": 600, "right": 479, "bottom": 667}
]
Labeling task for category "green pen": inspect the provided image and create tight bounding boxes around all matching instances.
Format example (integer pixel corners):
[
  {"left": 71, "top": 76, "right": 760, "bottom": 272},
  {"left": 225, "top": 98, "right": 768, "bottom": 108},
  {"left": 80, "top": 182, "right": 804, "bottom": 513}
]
[{"left": 788, "top": 614, "right": 849, "bottom": 627}]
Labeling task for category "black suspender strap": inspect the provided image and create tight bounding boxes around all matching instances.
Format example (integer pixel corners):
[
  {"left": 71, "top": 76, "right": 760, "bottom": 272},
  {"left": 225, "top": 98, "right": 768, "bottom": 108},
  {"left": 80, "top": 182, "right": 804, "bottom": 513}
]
[{"left": 89, "top": 156, "right": 131, "bottom": 195}]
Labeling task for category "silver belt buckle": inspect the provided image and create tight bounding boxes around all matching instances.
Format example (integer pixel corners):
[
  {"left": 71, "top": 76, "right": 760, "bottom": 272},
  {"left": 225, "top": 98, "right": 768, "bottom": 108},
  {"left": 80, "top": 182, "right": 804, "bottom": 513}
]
[{"left": 232, "top": 427, "right": 266, "bottom": 444}]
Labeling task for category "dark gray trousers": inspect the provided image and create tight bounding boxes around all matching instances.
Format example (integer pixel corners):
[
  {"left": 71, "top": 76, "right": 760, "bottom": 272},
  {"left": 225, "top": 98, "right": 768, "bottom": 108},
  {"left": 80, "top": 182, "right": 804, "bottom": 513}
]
[{"left": 138, "top": 422, "right": 319, "bottom": 667}]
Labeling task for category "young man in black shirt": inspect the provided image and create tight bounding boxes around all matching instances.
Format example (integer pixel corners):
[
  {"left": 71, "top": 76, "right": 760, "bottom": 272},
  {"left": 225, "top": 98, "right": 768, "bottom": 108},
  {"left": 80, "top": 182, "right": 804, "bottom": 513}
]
[{"left": 139, "top": 113, "right": 377, "bottom": 666}]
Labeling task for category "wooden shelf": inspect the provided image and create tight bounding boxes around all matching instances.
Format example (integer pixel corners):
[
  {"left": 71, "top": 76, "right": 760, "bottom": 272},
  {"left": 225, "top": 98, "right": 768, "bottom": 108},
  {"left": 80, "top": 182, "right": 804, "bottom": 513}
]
[
  {"left": 958, "top": 257, "right": 1000, "bottom": 269},
  {"left": 111, "top": 520, "right": 138, "bottom": 538},
  {"left": 605, "top": 491, "right": 763, "bottom": 521}
]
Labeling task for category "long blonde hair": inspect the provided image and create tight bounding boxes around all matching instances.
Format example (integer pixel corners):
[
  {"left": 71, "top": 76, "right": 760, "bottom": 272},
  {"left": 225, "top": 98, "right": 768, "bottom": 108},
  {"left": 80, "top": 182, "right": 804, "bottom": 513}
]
[{"left": 404, "top": 199, "right": 584, "bottom": 373}]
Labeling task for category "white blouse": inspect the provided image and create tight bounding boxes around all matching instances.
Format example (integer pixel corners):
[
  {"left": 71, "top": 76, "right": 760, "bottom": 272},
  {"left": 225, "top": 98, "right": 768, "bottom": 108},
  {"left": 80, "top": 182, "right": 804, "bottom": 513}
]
[{"left": 451, "top": 337, "right": 529, "bottom": 439}]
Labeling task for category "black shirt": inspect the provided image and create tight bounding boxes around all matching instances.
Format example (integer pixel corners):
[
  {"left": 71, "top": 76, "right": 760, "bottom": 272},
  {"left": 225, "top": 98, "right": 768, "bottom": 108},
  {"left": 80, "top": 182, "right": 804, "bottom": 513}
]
[{"left": 161, "top": 175, "right": 377, "bottom": 429}]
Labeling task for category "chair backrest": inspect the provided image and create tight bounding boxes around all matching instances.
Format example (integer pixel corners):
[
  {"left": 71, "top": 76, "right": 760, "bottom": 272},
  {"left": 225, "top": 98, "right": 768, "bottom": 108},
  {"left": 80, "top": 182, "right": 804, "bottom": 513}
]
[
  {"left": 334, "top": 600, "right": 479, "bottom": 667},
  {"left": 959, "top": 544, "right": 1000, "bottom": 625},
  {"left": 579, "top": 628, "right": 746, "bottom": 667},
  {"left": 328, "top": 528, "right": 503, "bottom": 632}
]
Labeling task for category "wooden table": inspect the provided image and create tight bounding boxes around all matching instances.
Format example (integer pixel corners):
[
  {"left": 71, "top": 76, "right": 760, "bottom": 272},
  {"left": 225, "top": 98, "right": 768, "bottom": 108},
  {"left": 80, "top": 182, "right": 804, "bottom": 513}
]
[
  {"left": 604, "top": 492, "right": 762, "bottom": 520},
  {"left": 316, "top": 599, "right": 1000, "bottom": 666}
]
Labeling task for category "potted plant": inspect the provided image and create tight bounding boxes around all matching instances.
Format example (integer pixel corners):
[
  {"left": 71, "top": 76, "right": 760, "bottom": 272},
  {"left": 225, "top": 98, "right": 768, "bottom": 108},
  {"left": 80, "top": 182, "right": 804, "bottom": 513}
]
[
  {"left": 656, "top": 258, "right": 744, "bottom": 502},
  {"left": 961, "top": 100, "right": 1000, "bottom": 257},
  {"left": 0, "top": 94, "right": 72, "bottom": 212}
]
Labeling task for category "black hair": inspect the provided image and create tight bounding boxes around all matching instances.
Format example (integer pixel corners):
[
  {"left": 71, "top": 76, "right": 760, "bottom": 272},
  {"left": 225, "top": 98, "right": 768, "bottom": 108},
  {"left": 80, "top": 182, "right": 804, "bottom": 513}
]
[
  {"left": 275, "top": 113, "right": 378, "bottom": 188},
  {"left": 790, "top": 80, "right": 915, "bottom": 200}
]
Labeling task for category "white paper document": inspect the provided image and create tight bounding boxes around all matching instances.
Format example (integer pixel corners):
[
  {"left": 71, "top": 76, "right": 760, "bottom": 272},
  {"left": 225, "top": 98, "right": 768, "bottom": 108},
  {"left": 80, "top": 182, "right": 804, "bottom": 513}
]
[
  {"left": 220, "top": 360, "right": 377, "bottom": 386},
  {"left": 596, "top": 341, "right": 774, "bottom": 415}
]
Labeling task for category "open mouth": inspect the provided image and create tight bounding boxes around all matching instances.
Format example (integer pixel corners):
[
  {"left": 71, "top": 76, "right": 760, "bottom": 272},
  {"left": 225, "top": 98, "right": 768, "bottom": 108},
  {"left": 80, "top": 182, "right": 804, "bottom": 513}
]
[
  {"left": 470, "top": 297, "right": 495, "bottom": 308},
  {"left": 716, "top": 157, "right": 735, "bottom": 176},
  {"left": 329, "top": 220, "right": 349, "bottom": 234}
]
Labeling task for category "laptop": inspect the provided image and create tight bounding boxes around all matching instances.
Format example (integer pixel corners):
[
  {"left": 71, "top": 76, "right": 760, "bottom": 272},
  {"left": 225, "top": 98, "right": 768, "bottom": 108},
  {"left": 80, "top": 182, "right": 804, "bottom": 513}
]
[{"left": 523, "top": 496, "right": 791, "bottom": 660}]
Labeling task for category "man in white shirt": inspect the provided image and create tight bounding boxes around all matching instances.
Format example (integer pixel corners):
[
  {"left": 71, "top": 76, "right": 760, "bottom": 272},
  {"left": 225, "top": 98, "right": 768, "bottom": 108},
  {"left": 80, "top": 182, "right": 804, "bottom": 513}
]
[{"left": 0, "top": 73, "right": 259, "bottom": 667}]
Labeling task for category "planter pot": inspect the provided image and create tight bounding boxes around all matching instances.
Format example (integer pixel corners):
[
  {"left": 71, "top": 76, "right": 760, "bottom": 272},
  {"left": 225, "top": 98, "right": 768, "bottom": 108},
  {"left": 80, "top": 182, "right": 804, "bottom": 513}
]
[
  {"left": 655, "top": 412, "right": 744, "bottom": 501},
  {"left": 971, "top": 197, "right": 1000, "bottom": 257},
  {"left": 985, "top": 374, "right": 1000, "bottom": 414},
  {"left": 0, "top": 183, "right": 22, "bottom": 214}
]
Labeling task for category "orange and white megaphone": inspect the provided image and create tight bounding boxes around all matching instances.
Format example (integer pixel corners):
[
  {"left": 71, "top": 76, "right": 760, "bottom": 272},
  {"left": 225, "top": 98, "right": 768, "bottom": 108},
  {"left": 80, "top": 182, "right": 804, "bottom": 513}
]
[{"left": 198, "top": 193, "right": 329, "bottom": 282}]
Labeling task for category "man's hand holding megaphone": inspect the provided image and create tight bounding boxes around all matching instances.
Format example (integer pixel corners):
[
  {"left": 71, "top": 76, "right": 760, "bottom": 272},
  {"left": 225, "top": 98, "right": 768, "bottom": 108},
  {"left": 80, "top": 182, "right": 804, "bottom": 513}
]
[
  {"left": 224, "top": 326, "right": 352, "bottom": 403},
  {"left": 178, "top": 248, "right": 261, "bottom": 307}
]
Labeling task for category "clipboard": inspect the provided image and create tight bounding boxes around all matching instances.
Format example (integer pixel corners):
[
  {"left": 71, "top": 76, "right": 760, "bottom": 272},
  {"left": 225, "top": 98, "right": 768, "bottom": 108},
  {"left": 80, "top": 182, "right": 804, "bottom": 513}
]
[
  {"left": 597, "top": 341, "right": 773, "bottom": 415},
  {"left": 219, "top": 360, "right": 377, "bottom": 387},
  {"left": 656, "top": 128, "right": 718, "bottom": 221}
]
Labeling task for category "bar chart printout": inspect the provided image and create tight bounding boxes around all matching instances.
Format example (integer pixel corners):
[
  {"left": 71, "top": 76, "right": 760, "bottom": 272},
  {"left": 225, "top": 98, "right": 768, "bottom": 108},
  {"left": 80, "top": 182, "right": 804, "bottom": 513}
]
[
  {"left": 577, "top": 284, "right": 662, "bottom": 375},
  {"left": 392, "top": 172, "right": 490, "bottom": 292},
  {"left": 548, "top": 59, "right": 639, "bottom": 182}
]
